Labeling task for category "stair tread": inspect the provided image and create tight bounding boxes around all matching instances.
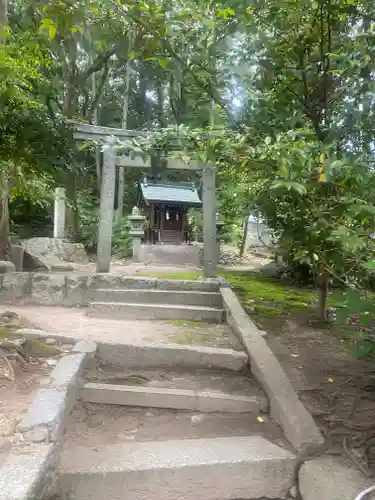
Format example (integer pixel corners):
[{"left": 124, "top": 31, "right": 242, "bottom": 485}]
[
  {"left": 59, "top": 436, "right": 295, "bottom": 474},
  {"left": 82, "top": 382, "right": 265, "bottom": 402},
  {"left": 90, "top": 301, "right": 223, "bottom": 311},
  {"left": 95, "top": 289, "right": 220, "bottom": 295},
  {"left": 85, "top": 368, "right": 261, "bottom": 398}
]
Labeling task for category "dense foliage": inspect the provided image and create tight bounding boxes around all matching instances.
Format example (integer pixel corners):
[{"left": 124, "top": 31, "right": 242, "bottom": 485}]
[{"left": 1, "top": 0, "right": 375, "bottom": 320}]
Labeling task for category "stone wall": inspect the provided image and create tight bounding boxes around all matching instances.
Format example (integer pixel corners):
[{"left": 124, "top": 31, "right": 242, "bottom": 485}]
[{"left": 0, "top": 273, "right": 221, "bottom": 307}]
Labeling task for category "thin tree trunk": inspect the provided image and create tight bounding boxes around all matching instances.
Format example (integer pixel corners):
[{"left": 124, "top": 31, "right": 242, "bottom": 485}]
[
  {"left": 0, "top": 0, "right": 6, "bottom": 42},
  {"left": 239, "top": 214, "right": 250, "bottom": 258},
  {"left": 317, "top": 269, "right": 329, "bottom": 322},
  {"left": 62, "top": 38, "right": 80, "bottom": 240},
  {"left": 117, "top": 59, "right": 130, "bottom": 216},
  {"left": 0, "top": 170, "right": 10, "bottom": 261},
  {"left": 0, "top": 0, "right": 10, "bottom": 261},
  {"left": 91, "top": 57, "right": 101, "bottom": 193}
]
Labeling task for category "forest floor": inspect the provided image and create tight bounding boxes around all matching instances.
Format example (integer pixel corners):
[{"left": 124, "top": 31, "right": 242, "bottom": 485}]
[
  {"left": 142, "top": 268, "right": 375, "bottom": 477},
  {"left": 0, "top": 312, "right": 77, "bottom": 453}
]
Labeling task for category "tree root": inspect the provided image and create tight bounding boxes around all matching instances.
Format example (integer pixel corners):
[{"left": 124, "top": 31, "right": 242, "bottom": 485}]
[
  {"left": 0, "top": 340, "right": 29, "bottom": 380},
  {"left": 298, "top": 383, "right": 375, "bottom": 478},
  {"left": 0, "top": 347, "right": 15, "bottom": 381}
]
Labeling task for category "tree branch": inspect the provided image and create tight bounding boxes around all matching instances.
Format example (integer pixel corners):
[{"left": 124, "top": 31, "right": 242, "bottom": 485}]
[{"left": 108, "top": 0, "right": 230, "bottom": 117}]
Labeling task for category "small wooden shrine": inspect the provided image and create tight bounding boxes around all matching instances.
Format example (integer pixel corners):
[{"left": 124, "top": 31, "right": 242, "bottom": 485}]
[{"left": 139, "top": 178, "right": 202, "bottom": 245}]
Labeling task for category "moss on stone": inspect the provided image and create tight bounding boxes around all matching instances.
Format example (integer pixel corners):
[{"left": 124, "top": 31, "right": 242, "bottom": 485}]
[{"left": 24, "top": 339, "right": 61, "bottom": 358}]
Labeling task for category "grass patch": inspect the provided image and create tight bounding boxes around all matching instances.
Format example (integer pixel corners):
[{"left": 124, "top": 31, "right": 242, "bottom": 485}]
[
  {"left": 221, "top": 270, "right": 316, "bottom": 322},
  {"left": 0, "top": 326, "right": 15, "bottom": 340},
  {"left": 141, "top": 268, "right": 372, "bottom": 341},
  {"left": 169, "top": 329, "right": 220, "bottom": 346},
  {"left": 168, "top": 319, "right": 203, "bottom": 327}
]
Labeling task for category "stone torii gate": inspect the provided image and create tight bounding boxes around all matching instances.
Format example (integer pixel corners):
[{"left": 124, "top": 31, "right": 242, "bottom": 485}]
[{"left": 74, "top": 124, "right": 218, "bottom": 278}]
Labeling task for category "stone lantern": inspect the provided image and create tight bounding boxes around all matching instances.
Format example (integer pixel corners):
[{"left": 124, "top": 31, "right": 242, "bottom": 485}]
[
  {"left": 128, "top": 206, "right": 146, "bottom": 262},
  {"left": 215, "top": 212, "right": 225, "bottom": 263}
]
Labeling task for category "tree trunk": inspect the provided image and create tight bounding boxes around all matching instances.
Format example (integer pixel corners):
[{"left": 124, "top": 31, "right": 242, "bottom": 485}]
[
  {"left": 91, "top": 57, "right": 101, "bottom": 194},
  {"left": 156, "top": 81, "right": 165, "bottom": 128},
  {"left": 62, "top": 38, "right": 80, "bottom": 240},
  {"left": 239, "top": 214, "right": 250, "bottom": 258},
  {"left": 0, "top": 170, "right": 10, "bottom": 261},
  {"left": 317, "top": 269, "right": 329, "bottom": 322},
  {"left": 117, "top": 59, "right": 130, "bottom": 216},
  {"left": 0, "top": 0, "right": 6, "bottom": 42},
  {"left": 0, "top": 0, "right": 9, "bottom": 260}
]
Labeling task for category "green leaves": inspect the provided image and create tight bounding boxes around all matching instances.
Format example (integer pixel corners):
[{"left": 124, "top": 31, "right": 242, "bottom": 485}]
[
  {"left": 39, "top": 18, "right": 57, "bottom": 39},
  {"left": 270, "top": 180, "right": 307, "bottom": 195},
  {"left": 217, "top": 8, "right": 235, "bottom": 19}
]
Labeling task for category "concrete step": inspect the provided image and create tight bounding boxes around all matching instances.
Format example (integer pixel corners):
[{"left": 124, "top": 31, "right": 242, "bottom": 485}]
[
  {"left": 87, "top": 302, "right": 225, "bottom": 322},
  {"left": 92, "top": 288, "right": 222, "bottom": 307},
  {"left": 80, "top": 382, "right": 267, "bottom": 413},
  {"left": 58, "top": 436, "right": 296, "bottom": 500},
  {"left": 97, "top": 342, "right": 248, "bottom": 371},
  {"left": 93, "top": 276, "right": 220, "bottom": 292}
]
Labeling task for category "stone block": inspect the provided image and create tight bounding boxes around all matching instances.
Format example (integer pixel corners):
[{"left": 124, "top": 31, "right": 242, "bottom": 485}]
[
  {"left": 17, "top": 388, "right": 68, "bottom": 442},
  {"left": 221, "top": 287, "right": 323, "bottom": 451},
  {"left": 0, "top": 260, "right": 16, "bottom": 273},
  {"left": 72, "top": 340, "right": 97, "bottom": 358},
  {"left": 0, "top": 272, "right": 31, "bottom": 302},
  {"left": 13, "top": 328, "right": 49, "bottom": 339},
  {"left": 51, "top": 263, "right": 74, "bottom": 272},
  {"left": 65, "top": 274, "right": 89, "bottom": 306},
  {"left": 87, "top": 274, "right": 158, "bottom": 291},
  {"left": 0, "top": 444, "right": 57, "bottom": 500},
  {"left": 59, "top": 436, "right": 296, "bottom": 500},
  {"left": 49, "top": 352, "right": 87, "bottom": 389},
  {"left": 299, "top": 456, "right": 375, "bottom": 500},
  {"left": 9, "top": 245, "right": 24, "bottom": 272},
  {"left": 31, "top": 273, "right": 66, "bottom": 305},
  {"left": 18, "top": 352, "right": 89, "bottom": 442},
  {"left": 97, "top": 342, "right": 248, "bottom": 371},
  {"left": 80, "top": 383, "right": 265, "bottom": 413}
]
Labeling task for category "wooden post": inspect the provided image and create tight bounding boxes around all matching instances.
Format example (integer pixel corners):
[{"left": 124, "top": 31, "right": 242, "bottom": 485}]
[
  {"left": 202, "top": 163, "right": 217, "bottom": 278},
  {"left": 160, "top": 204, "right": 165, "bottom": 244},
  {"left": 180, "top": 206, "right": 185, "bottom": 243},
  {"left": 97, "top": 137, "right": 116, "bottom": 273}
]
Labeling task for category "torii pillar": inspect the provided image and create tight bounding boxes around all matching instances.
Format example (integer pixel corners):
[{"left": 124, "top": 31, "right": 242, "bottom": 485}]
[
  {"left": 202, "top": 163, "right": 217, "bottom": 278},
  {"left": 97, "top": 137, "right": 116, "bottom": 273}
]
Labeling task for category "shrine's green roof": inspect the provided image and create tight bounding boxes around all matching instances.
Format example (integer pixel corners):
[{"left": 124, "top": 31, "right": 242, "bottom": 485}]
[{"left": 140, "top": 180, "right": 201, "bottom": 206}]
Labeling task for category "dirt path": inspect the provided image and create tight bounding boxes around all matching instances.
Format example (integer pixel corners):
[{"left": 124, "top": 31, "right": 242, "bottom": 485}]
[{"left": 0, "top": 305, "right": 243, "bottom": 350}]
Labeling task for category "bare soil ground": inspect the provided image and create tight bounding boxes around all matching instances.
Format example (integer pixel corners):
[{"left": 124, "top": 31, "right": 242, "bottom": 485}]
[
  {"left": 0, "top": 311, "right": 76, "bottom": 462},
  {"left": 85, "top": 365, "right": 265, "bottom": 398},
  {"left": 264, "top": 317, "right": 375, "bottom": 477},
  {"left": 62, "top": 402, "right": 286, "bottom": 450}
]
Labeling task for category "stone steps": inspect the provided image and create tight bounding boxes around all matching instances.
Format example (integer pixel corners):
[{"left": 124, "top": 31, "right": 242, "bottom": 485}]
[
  {"left": 58, "top": 436, "right": 296, "bottom": 500},
  {"left": 96, "top": 342, "right": 248, "bottom": 371},
  {"left": 87, "top": 301, "right": 225, "bottom": 322},
  {"left": 92, "top": 288, "right": 222, "bottom": 307},
  {"left": 80, "top": 382, "right": 267, "bottom": 413},
  {"left": 91, "top": 276, "right": 221, "bottom": 292}
]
